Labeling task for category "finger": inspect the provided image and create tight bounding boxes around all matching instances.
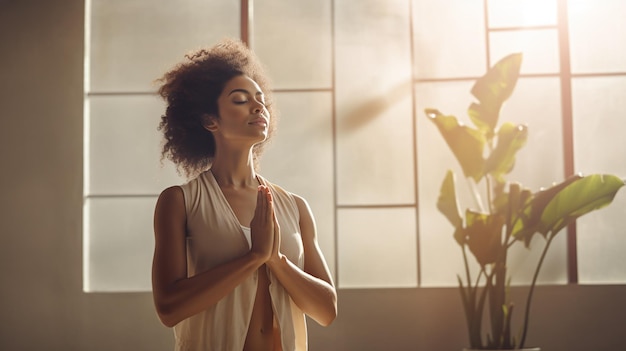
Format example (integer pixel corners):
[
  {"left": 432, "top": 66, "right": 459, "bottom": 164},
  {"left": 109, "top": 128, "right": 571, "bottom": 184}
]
[
  {"left": 265, "top": 185, "right": 272, "bottom": 201},
  {"left": 265, "top": 187, "right": 274, "bottom": 220},
  {"left": 256, "top": 186, "right": 268, "bottom": 218}
]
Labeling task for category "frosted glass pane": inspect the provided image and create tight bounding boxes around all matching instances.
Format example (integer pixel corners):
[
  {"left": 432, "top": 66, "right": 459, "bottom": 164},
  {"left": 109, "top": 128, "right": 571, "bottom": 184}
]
[
  {"left": 412, "top": 0, "right": 487, "bottom": 79},
  {"left": 577, "top": 198, "right": 626, "bottom": 284},
  {"left": 572, "top": 76, "right": 626, "bottom": 284},
  {"left": 489, "top": 29, "right": 560, "bottom": 74},
  {"left": 335, "top": 0, "right": 415, "bottom": 205},
  {"left": 501, "top": 77, "right": 564, "bottom": 191},
  {"left": 86, "top": 95, "right": 185, "bottom": 195},
  {"left": 252, "top": 0, "right": 332, "bottom": 89},
  {"left": 261, "top": 92, "right": 335, "bottom": 275},
  {"left": 417, "top": 78, "right": 567, "bottom": 286},
  {"left": 337, "top": 208, "right": 417, "bottom": 288},
  {"left": 88, "top": 0, "right": 239, "bottom": 92},
  {"left": 568, "top": 0, "right": 626, "bottom": 73},
  {"left": 488, "top": 0, "right": 557, "bottom": 28},
  {"left": 84, "top": 197, "right": 156, "bottom": 292}
]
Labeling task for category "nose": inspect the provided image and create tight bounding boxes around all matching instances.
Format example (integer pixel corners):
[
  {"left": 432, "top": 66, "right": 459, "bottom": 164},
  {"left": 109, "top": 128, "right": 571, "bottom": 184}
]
[{"left": 252, "top": 101, "right": 264, "bottom": 114}]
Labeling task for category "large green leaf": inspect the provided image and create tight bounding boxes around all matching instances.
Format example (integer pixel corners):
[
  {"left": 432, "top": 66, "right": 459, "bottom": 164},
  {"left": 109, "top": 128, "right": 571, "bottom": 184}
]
[
  {"left": 484, "top": 122, "right": 528, "bottom": 181},
  {"left": 426, "top": 108, "right": 486, "bottom": 182},
  {"left": 539, "top": 174, "right": 625, "bottom": 235},
  {"left": 511, "top": 175, "right": 583, "bottom": 246},
  {"left": 468, "top": 53, "right": 523, "bottom": 134},
  {"left": 437, "top": 170, "right": 463, "bottom": 231}
]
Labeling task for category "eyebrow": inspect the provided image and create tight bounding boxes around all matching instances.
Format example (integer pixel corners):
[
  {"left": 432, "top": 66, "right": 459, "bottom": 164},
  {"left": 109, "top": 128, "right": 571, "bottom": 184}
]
[{"left": 228, "top": 88, "right": 264, "bottom": 97}]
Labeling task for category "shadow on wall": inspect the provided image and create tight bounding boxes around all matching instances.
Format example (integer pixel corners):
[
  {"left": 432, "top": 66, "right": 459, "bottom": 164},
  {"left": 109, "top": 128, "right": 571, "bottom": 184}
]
[{"left": 340, "top": 80, "right": 412, "bottom": 132}]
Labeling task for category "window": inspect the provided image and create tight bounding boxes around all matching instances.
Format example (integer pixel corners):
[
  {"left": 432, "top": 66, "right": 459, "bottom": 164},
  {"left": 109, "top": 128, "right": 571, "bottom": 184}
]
[{"left": 84, "top": 0, "right": 626, "bottom": 292}]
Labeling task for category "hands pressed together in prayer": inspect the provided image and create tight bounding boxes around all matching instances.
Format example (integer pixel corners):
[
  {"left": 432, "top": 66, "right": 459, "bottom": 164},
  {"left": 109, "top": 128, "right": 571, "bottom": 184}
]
[{"left": 250, "top": 185, "right": 283, "bottom": 266}]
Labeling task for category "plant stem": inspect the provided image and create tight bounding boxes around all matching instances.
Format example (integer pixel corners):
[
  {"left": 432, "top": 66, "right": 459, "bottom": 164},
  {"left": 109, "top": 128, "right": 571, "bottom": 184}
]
[
  {"left": 519, "top": 232, "right": 555, "bottom": 348},
  {"left": 463, "top": 246, "right": 472, "bottom": 289},
  {"left": 461, "top": 246, "right": 481, "bottom": 347}
]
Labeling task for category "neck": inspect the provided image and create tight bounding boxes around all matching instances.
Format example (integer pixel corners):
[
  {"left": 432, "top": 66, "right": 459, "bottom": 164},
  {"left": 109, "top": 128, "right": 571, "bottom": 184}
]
[{"left": 210, "top": 148, "right": 258, "bottom": 189}]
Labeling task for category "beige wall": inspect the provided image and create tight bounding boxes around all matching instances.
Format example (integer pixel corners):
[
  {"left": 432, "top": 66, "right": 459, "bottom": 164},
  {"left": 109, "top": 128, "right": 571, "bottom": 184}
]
[{"left": 1, "top": 1, "right": 625, "bottom": 350}]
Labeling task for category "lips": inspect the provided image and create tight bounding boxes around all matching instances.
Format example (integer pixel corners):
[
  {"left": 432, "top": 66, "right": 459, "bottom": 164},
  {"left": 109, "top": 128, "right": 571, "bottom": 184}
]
[{"left": 249, "top": 117, "right": 268, "bottom": 127}]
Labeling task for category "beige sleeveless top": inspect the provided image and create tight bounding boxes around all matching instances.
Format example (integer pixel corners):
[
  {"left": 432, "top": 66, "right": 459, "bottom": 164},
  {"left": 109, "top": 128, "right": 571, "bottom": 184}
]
[{"left": 174, "top": 170, "right": 307, "bottom": 351}]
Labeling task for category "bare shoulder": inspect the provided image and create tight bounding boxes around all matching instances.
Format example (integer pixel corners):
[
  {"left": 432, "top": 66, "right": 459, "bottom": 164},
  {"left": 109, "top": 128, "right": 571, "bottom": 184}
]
[
  {"left": 156, "top": 186, "right": 186, "bottom": 211},
  {"left": 290, "top": 193, "right": 312, "bottom": 217},
  {"left": 159, "top": 185, "right": 184, "bottom": 202},
  {"left": 154, "top": 186, "right": 186, "bottom": 237},
  {"left": 290, "top": 192, "right": 307, "bottom": 207}
]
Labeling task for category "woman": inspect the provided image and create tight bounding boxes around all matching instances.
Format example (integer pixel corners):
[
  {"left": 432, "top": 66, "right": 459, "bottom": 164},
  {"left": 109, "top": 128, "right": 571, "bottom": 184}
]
[{"left": 151, "top": 38, "right": 337, "bottom": 351}]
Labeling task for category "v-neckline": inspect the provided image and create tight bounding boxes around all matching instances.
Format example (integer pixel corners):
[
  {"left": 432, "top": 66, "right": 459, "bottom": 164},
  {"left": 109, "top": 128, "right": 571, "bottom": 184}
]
[{"left": 207, "top": 169, "right": 265, "bottom": 229}]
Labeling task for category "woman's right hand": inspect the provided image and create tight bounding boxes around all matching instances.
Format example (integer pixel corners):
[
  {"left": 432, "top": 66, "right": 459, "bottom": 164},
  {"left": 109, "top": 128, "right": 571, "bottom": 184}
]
[{"left": 249, "top": 185, "right": 274, "bottom": 262}]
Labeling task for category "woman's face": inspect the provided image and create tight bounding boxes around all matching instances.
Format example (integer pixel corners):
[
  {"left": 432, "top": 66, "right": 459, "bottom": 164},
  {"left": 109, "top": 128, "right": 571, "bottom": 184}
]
[{"left": 208, "top": 75, "right": 270, "bottom": 145}]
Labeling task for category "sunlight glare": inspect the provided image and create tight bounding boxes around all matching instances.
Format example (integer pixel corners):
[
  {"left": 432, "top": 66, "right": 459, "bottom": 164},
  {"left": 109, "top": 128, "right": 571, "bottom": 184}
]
[{"left": 488, "top": 0, "right": 557, "bottom": 28}]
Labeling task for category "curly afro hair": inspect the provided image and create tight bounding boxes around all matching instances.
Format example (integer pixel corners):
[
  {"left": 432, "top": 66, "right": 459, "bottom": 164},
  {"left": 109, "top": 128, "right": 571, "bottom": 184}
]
[{"left": 156, "top": 38, "right": 277, "bottom": 178}]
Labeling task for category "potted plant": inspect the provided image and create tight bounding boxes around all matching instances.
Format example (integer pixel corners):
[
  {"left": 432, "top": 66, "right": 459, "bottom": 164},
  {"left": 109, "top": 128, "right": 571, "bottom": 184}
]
[{"left": 424, "top": 53, "right": 624, "bottom": 350}]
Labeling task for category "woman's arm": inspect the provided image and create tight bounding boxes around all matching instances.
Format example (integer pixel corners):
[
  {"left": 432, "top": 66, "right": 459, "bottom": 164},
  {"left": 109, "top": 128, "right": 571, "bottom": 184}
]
[
  {"left": 151, "top": 185, "right": 274, "bottom": 327},
  {"left": 266, "top": 194, "right": 338, "bottom": 326}
]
